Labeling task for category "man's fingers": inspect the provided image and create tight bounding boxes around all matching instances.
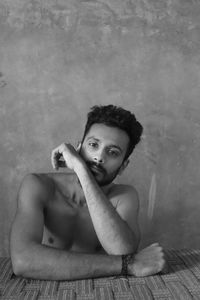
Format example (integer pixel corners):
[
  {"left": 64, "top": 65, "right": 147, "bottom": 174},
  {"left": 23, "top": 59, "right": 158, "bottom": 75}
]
[
  {"left": 51, "top": 142, "right": 81, "bottom": 171},
  {"left": 142, "top": 243, "right": 159, "bottom": 251},
  {"left": 148, "top": 243, "right": 164, "bottom": 254},
  {"left": 58, "top": 159, "right": 66, "bottom": 168},
  {"left": 141, "top": 243, "right": 162, "bottom": 254},
  {"left": 51, "top": 150, "right": 57, "bottom": 169},
  {"left": 149, "top": 243, "right": 159, "bottom": 248},
  {"left": 51, "top": 148, "right": 61, "bottom": 170},
  {"left": 143, "top": 258, "right": 165, "bottom": 277},
  {"left": 76, "top": 142, "right": 82, "bottom": 153}
]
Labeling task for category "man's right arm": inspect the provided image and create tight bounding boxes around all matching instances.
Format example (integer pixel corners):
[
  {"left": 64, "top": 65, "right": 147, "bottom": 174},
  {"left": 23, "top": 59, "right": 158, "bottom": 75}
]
[
  {"left": 10, "top": 174, "right": 165, "bottom": 280},
  {"left": 10, "top": 174, "right": 123, "bottom": 280}
]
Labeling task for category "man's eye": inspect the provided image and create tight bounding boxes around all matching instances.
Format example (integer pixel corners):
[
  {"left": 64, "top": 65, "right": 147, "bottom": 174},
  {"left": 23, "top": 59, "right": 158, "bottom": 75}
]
[
  {"left": 88, "top": 142, "right": 98, "bottom": 148},
  {"left": 108, "top": 150, "right": 119, "bottom": 157}
]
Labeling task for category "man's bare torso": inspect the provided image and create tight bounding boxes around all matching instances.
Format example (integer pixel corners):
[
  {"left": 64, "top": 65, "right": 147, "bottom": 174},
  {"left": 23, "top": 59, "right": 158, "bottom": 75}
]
[{"left": 40, "top": 172, "right": 116, "bottom": 253}]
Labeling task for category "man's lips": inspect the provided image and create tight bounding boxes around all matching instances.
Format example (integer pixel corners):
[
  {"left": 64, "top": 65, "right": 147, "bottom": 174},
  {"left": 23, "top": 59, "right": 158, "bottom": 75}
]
[
  {"left": 90, "top": 165, "right": 103, "bottom": 174},
  {"left": 87, "top": 163, "right": 105, "bottom": 175}
]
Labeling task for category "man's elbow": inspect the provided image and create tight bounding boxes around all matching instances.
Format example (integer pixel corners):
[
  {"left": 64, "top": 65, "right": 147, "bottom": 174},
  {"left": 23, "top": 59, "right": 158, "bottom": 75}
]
[
  {"left": 11, "top": 254, "right": 28, "bottom": 277},
  {"left": 124, "top": 230, "right": 140, "bottom": 254},
  {"left": 10, "top": 238, "right": 32, "bottom": 277},
  {"left": 11, "top": 248, "right": 32, "bottom": 277},
  {"left": 116, "top": 232, "right": 140, "bottom": 255},
  {"left": 106, "top": 239, "right": 139, "bottom": 255},
  {"left": 118, "top": 243, "right": 138, "bottom": 255}
]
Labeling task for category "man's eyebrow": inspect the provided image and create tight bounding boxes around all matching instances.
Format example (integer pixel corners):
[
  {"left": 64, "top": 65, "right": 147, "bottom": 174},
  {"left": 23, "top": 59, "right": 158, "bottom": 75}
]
[
  {"left": 86, "top": 136, "right": 99, "bottom": 141},
  {"left": 86, "top": 137, "right": 123, "bottom": 152},
  {"left": 107, "top": 144, "right": 122, "bottom": 152}
]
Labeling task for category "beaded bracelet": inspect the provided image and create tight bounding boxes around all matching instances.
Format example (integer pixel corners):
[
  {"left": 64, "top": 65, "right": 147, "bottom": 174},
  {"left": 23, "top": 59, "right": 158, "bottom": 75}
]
[{"left": 121, "top": 253, "right": 134, "bottom": 276}]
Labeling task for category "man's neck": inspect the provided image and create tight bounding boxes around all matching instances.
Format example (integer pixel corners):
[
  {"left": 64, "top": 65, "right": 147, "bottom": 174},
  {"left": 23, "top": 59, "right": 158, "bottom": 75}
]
[
  {"left": 74, "top": 170, "right": 114, "bottom": 196},
  {"left": 101, "top": 183, "right": 114, "bottom": 195}
]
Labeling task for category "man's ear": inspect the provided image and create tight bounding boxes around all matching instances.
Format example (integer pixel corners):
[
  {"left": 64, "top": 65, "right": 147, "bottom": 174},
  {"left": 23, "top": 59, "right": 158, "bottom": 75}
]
[{"left": 118, "top": 159, "right": 129, "bottom": 175}]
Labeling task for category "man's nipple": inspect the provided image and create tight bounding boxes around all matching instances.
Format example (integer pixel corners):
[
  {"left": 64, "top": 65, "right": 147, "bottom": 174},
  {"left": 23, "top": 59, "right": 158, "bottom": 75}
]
[{"left": 48, "top": 237, "right": 54, "bottom": 244}]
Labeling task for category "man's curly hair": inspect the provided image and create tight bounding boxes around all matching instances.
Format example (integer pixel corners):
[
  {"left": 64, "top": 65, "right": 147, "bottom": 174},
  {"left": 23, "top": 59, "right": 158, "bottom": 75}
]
[{"left": 82, "top": 105, "right": 143, "bottom": 160}]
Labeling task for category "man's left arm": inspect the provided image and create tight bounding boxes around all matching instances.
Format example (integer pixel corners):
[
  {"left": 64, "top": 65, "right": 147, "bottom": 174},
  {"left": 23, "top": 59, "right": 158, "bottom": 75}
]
[
  {"left": 75, "top": 161, "right": 140, "bottom": 255},
  {"left": 51, "top": 143, "right": 140, "bottom": 255}
]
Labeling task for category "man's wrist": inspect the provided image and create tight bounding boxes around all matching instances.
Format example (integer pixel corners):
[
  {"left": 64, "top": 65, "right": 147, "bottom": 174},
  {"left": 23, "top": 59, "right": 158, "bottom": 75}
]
[
  {"left": 121, "top": 253, "right": 134, "bottom": 276},
  {"left": 73, "top": 159, "right": 87, "bottom": 175}
]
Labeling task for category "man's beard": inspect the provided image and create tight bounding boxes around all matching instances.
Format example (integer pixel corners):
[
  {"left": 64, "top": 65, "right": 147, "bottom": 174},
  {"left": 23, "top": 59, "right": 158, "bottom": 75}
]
[{"left": 85, "top": 161, "right": 120, "bottom": 187}]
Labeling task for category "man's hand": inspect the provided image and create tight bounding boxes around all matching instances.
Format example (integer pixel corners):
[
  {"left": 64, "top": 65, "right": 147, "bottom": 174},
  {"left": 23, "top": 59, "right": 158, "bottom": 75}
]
[
  {"left": 128, "top": 243, "right": 165, "bottom": 277},
  {"left": 51, "top": 143, "right": 83, "bottom": 171}
]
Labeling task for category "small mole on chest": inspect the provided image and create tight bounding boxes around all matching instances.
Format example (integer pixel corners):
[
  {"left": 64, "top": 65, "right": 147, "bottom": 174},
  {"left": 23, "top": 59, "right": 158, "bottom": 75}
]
[{"left": 48, "top": 237, "right": 54, "bottom": 244}]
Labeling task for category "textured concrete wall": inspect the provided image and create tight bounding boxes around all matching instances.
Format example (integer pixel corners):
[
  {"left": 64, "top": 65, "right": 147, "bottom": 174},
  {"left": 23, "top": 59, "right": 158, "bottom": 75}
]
[{"left": 1, "top": 0, "right": 200, "bottom": 255}]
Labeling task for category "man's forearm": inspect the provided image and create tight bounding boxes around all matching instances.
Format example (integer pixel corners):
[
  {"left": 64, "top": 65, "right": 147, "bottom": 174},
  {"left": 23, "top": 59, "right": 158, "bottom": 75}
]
[
  {"left": 12, "top": 243, "right": 122, "bottom": 280},
  {"left": 75, "top": 162, "right": 138, "bottom": 254}
]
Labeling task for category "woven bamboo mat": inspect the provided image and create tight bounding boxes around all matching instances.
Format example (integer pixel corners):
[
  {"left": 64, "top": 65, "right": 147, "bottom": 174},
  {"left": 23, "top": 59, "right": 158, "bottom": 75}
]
[{"left": 1, "top": 249, "right": 200, "bottom": 299}]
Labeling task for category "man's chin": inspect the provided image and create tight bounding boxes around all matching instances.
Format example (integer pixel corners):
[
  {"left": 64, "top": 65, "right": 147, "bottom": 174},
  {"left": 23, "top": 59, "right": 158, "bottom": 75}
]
[
  {"left": 91, "top": 171, "right": 103, "bottom": 183},
  {"left": 94, "top": 175, "right": 114, "bottom": 187},
  {"left": 90, "top": 171, "right": 106, "bottom": 186},
  {"left": 88, "top": 166, "right": 115, "bottom": 186}
]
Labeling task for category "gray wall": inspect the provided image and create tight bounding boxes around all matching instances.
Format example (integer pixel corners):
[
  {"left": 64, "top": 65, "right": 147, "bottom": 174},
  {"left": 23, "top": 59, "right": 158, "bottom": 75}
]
[{"left": 0, "top": 0, "right": 200, "bottom": 256}]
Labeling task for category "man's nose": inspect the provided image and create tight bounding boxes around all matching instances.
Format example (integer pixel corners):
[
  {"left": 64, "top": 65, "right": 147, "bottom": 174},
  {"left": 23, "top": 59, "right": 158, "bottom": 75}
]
[{"left": 93, "top": 151, "right": 105, "bottom": 164}]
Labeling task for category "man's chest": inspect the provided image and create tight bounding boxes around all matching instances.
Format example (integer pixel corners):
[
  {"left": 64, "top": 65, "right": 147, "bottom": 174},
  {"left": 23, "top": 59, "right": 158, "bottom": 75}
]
[{"left": 43, "top": 189, "right": 99, "bottom": 251}]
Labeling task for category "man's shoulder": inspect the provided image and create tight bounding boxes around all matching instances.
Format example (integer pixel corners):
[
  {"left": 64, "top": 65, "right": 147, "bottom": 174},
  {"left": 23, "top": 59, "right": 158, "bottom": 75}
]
[
  {"left": 17, "top": 174, "right": 54, "bottom": 203},
  {"left": 17, "top": 173, "right": 77, "bottom": 210},
  {"left": 20, "top": 172, "right": 76, "bottom": 194},
  {"left": 21, "top": 173, "right": 54, "bottom": 190},
  {"left": 110, "top": 183, "right": 138, "bottom": 196},
  {"left": 109, "top": 183, "right": 139, "bottom": 206}
]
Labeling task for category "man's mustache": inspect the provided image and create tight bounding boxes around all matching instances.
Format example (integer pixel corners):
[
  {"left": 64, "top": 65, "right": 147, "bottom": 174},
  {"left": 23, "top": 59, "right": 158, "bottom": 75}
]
[{"left": 86, "top": 161, "right": 106, "bottom": 175}]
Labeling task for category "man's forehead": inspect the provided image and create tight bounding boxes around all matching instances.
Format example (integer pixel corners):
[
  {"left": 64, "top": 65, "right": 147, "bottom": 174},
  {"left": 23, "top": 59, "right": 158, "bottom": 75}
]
[{"left": 85, "top": 123, "right": 129, "bottom": 149}]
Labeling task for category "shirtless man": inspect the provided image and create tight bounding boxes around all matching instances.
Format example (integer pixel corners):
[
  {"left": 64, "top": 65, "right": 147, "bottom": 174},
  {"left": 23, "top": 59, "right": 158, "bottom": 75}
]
[{"left": 10, "top": 105, "right": 165, "bottom": 280}]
